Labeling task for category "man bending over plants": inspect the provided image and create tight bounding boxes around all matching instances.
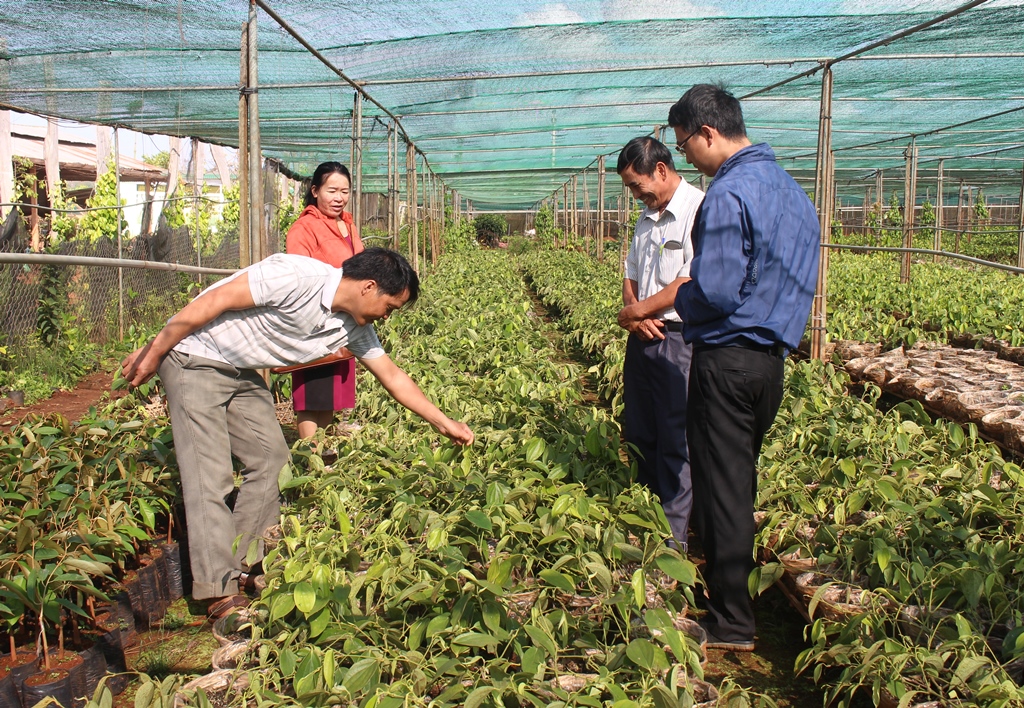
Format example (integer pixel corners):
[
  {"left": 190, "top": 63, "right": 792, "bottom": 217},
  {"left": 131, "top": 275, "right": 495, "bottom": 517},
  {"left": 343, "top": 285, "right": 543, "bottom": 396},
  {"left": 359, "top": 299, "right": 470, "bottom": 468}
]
[{"left": 121, "top": 247, "right": 474, "bottom": 619}]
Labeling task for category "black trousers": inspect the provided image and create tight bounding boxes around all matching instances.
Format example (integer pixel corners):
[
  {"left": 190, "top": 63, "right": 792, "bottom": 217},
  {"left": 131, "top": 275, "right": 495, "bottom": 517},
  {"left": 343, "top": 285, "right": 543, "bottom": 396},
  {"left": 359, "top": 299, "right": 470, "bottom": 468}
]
[
  {"left": 687, "top": 345, "right": 784, "bottom": 642},
  {"left": 623, "top": 330, "right": 693, "bottom": 548}
]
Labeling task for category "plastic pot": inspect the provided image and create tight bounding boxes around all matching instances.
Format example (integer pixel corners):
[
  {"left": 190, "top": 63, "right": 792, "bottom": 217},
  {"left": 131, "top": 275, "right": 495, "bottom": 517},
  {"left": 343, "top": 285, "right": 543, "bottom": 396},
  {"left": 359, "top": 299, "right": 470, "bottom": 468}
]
[
  {"left": 22, "top": 667, "right": 73, "bottom": 708},
  {"left": 0, "top": 668, "right": 21, "bottom": 708},
  {"left": 79, "top": 644, "right": 107, "bottom": 704},
  {"left": 0, "top": 648, "right": 38, "bottom": 704},
  {"left": 158, "top": 541, "right": 185, "bottom": 601}
]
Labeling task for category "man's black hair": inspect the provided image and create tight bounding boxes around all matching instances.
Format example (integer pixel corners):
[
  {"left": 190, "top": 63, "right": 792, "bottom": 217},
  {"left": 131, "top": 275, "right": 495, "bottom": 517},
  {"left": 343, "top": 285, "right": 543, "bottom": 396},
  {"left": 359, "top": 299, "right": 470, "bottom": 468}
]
[
  {"left": 616, "top": 136, "right": 676, "bottom": 176},
  {"left": 304, "top": 161, "right": 352, "bottom": 207},
  {"left": 667, "top": 83, "right": 747, "bottom": 139},
  {"left": 341, "top": 247, "right": 420, "bottom": 303}
]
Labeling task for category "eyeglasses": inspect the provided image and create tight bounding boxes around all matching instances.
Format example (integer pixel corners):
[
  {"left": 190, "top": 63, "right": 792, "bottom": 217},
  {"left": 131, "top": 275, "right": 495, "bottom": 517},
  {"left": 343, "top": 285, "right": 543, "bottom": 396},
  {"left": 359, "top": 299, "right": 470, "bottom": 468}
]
[{"left": 674, "top": 128, "right": 701, "bottom": 155}]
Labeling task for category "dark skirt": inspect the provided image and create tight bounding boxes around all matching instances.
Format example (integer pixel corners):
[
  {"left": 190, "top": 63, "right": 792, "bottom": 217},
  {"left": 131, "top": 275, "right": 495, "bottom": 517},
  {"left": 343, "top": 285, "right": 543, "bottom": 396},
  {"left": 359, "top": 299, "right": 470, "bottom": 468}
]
[{"left": 291, "top": 358, "right": 356, "bottom": 412}]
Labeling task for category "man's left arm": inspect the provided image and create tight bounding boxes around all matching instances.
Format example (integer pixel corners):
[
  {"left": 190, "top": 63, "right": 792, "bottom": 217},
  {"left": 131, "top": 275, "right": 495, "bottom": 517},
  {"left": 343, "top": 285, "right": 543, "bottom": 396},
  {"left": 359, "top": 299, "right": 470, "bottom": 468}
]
[{"left": 359, "top": 353, "right": 474, "bottom": 445}]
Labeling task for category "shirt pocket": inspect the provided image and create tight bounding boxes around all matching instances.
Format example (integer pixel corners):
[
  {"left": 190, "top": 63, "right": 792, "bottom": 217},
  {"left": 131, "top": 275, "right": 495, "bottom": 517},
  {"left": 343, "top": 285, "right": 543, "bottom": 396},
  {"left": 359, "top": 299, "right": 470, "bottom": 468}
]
[{"left": 655, "top": 240, "right": 687, "bottom": 286}]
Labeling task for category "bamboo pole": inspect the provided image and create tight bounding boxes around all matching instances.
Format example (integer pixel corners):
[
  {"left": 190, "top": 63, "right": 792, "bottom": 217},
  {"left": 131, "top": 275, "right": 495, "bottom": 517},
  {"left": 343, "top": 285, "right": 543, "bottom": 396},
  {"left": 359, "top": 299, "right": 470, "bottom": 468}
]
[
  {"left": 810, "top": 67, "right": 833, "bottom": 361},
  {"left": 352, "top": 93, "right": 362, "bottom": 235},
  {"left": 0, "top": 111, "right": 11, "bottom": 220},
  {"left": 1018, "top": 159, "right": 1024, "bottom": 269},
  {"left": 246, "top": 1, "right": 263, "bottom": 262},
  {"left": 900, "top": 140, "right": 918, "bottom": 283},
  {"left": 955, "top": 180, "right": 965, "bottom": 253},
  {"left": 582, "top": 171, "right": 591, "bottom": 254},
  {"left": 114, "top": 128, "right": 124, "bottom": 340},
  {"left": 597, "top": 156, "right": 606, "bottom": 261},
  {"left": 406, "top": 143, "right": 417, "bottom": 271},
  {"left": 934, "top": 159, "right": 944, "bottom": 261},
  {"left": 238, "top": 21, "right": 250, "bottom": 268},
  {"left": 192, "top": 138, "right": 202, "bottom": 273}
]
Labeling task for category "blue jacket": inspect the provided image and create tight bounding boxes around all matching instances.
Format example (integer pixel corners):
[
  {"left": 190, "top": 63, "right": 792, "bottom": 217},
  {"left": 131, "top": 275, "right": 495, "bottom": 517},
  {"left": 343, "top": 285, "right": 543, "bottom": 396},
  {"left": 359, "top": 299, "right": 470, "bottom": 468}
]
[{"left": 674, "top": 143, "right": 820, "bottom": 351}]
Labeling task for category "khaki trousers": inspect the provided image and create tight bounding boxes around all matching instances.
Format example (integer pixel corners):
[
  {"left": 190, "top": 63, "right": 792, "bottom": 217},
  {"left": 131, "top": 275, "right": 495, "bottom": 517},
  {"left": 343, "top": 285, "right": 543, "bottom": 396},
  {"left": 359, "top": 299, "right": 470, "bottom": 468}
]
[{"left": 159, "top": 350, "right": 288, "bottom": 600}]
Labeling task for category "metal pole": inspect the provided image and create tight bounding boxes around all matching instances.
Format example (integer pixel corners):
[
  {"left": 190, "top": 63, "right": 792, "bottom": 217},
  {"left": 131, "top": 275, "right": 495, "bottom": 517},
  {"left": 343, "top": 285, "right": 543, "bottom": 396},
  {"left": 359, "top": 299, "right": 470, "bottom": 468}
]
[
  {"left": 934, "top": 159, "right": 944, "bottom": 262},
  {"left": 810, "top": 67, "right": 833, "bottom": 361},
  {"left": 247, "top": 1, "right": 263, "bottom": 262},
  {"left": 597, "top": 155, "right": 606, "bottom": 261},
  {"left": 238, "top": 21, "right": 250, "bottom": 268},
  {"left": 114, "top": 128, "right": 124, "bottom": 341},
  {"left": 352, "top": 93, "right": 362, "bottom": 235},
  {"left": 562, "top": 184, "right": 569, "bottom": 248}
]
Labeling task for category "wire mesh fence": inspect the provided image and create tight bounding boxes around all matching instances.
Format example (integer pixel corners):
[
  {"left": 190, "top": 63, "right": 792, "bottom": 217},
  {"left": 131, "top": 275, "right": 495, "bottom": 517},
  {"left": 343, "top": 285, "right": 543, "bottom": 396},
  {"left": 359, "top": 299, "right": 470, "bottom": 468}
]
[{"left": 0, "top": 203, "right": 246, "bottom": 387}]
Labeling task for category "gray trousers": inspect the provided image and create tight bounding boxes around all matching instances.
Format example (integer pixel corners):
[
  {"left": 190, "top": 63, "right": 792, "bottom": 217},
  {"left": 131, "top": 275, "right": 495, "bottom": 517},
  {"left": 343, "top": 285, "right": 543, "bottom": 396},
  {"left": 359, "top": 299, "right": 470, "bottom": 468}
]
[
  {"left": 159, "top": 350, "right": 288, "bottom": 600},
  {"left": 623, "top": 330, "right": 693, "bottom": 549}
]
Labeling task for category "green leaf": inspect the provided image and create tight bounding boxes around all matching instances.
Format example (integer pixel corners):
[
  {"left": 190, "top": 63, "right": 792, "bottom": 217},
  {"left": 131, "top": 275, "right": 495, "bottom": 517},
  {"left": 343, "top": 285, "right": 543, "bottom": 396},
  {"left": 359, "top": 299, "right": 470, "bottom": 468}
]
[
  {"left": 539, "top": 569, "right": 575, "bottom": 593},
  {"left": 625, "top": 638, "right": 668, "bottom": 672},
  {"left": 134, "top": 680, "right": 155, "bottom": 708},
  {"left": 136, "top": 499, "right": 156, "bottom": 530},
  {"left": 656, "top": 555, "right": 696, "bottom": 586},
  {"left": 465, "top": 510, "right": 493, "bottom": 531},
  {"left": 64, "top": 558, "right": 112, "bottom": 577},
  {"left": 465, "top": 686, "right": 497, "bottom": 708},
  {"left": 632, "top": 568, "right": 646, "bottom": 609},
  {"left": 452, "top": 631, "right": 499, "bottom": 648},
  {"left": 293, "top": 581, "right": 316, "bottom": 615},
  {"left": 342, "top": 657, "right": 379, "bottom": 693},
  {"left": 524, "top": 624, "right": 558, "bottom": 658}
]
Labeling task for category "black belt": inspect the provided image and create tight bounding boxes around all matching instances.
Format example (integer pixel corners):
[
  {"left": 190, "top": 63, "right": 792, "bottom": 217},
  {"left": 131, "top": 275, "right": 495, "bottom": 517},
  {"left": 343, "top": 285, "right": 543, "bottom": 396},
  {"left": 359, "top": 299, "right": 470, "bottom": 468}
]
[
  {"left": 695, "top": 341, "right": 787, "bottom": 358},
  {"left": 660, "top": 321, "right": 683, "bottom": 332}
]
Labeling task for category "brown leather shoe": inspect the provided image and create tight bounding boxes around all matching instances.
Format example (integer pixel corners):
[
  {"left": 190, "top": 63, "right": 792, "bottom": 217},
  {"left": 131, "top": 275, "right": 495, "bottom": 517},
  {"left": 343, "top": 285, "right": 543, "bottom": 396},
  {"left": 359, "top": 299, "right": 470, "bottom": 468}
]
[{"left": 207, "top": 594, "right": 249, "bottom": 620}]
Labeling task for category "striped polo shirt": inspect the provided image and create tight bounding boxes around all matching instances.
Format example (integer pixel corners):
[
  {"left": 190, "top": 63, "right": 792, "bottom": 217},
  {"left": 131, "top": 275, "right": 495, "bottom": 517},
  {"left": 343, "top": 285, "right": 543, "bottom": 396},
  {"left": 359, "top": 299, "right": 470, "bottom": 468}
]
[
  {"left": 173, "top": 254, "right": 385, "bottom": 368},
  {"left": 624, "top": 178, "right": 704, "bottom": 322}
]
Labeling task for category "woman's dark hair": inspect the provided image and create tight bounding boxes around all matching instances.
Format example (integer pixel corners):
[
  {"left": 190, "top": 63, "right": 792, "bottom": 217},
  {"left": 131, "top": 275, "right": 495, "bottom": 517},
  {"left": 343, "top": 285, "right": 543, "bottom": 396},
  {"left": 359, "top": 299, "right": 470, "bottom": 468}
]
[
  {"left": 341, "top": 247, "right": 420, "bottom": 303},
  {"left": 667, "top": 83, "right": 747, "bottom": 139},
  {"left": 304, "top": 161, "right": 352, "bottom": 207},
  {"left": 616, "top": 136, "right": 675, "bottom": 177}
]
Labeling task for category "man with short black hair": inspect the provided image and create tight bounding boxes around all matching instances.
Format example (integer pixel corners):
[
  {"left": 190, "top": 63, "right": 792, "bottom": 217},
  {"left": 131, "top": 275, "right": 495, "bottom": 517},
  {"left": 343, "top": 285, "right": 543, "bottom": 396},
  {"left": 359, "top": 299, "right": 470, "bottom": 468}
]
[
  {"left": 121, "top": 247, "right": 473, "bottom": 619},
  {"left": 670, "top": 84, "right": 820, "bottom": 651},
  {"left": 616, "top": 136, "right": 704, "bottom": 551}
]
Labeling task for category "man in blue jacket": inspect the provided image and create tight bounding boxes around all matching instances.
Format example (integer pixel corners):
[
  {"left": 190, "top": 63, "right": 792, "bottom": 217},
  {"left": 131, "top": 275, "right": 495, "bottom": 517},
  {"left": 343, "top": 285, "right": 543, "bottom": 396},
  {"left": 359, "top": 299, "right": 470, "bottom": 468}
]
[{"left": 670, "top": 84, "right": 820, "bottom": 650}]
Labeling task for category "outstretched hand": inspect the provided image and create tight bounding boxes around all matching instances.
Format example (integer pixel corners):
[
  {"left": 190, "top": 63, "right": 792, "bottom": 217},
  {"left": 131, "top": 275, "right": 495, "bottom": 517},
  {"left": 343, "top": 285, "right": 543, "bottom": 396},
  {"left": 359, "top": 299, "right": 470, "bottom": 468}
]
[
  {"left": 439, "top": 419, "right": 475, "bottom": 446},
  {"left": 120, "top": 341, "right": 163, "bottom": 388}
]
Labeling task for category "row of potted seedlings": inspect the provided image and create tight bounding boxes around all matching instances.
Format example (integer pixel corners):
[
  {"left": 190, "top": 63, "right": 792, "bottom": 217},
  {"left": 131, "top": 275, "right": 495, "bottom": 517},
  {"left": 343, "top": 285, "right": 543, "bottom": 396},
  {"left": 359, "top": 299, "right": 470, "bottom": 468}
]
[{"left": 0, "top": 410, "right": 188, "bottom": 707}]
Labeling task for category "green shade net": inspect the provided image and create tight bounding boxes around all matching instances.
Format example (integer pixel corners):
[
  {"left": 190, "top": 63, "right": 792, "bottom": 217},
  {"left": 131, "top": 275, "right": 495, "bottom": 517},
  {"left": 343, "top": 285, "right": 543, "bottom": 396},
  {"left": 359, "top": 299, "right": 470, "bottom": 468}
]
[{"left": 1, "top": 0, "right": 1022, "bottom": 209}]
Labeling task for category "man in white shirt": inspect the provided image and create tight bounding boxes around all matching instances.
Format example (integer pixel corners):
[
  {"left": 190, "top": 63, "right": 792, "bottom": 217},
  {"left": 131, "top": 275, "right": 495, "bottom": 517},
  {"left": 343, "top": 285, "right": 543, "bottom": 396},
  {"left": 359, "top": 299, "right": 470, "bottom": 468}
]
[
  {"left": 121, "top": 248, "right": 473, "bottom": 618},
  {"left": 616, "top": 137, "right": 704, "bottom": 551}
]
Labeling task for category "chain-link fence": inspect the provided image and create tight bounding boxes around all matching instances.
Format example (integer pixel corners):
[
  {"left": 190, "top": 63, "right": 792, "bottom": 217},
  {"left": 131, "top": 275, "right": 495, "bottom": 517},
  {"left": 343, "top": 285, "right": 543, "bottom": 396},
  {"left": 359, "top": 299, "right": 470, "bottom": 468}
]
[{"left": 0, "top": 199, "right": 247, "bottom": 398}]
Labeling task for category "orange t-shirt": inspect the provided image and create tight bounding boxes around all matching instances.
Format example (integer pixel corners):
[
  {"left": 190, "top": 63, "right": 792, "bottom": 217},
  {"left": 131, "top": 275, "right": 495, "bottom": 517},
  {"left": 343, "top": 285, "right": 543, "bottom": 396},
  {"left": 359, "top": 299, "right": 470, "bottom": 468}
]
[{"left": 285, "top": 205, "right": 364, "bottom": 268}]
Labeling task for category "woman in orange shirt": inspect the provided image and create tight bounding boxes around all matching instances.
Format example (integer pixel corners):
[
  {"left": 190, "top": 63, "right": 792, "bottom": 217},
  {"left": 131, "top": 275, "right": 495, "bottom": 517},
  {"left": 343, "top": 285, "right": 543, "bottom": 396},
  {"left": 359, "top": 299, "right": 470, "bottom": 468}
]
[{"left": 285, "top": 162, "right": 365, "bottom": 439}]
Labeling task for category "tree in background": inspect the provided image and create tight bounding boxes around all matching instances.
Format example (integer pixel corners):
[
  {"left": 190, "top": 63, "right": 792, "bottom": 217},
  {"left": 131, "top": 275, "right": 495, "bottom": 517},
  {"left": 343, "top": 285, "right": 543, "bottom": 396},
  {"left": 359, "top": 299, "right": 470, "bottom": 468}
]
[
  {"left": 473, "top": 213, "right": 508, "bottom": 247},
  {"left": 78, "top": 164, "right": 127, "bottom": 243}
]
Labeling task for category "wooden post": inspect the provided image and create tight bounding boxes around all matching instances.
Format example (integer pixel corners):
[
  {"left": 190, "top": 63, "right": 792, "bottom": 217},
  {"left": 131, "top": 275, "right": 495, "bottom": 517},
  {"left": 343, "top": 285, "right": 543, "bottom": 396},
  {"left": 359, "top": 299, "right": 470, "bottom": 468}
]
[
  {"left": 238, "top": 21, "right": 250, "bottom": 267},
  {"left": 874, "top": 170, "right": 884, "bottom": 245},
  {"left": 246, "top": 1, "right": 263, "bottom": 262},
  {"left": 419, "top": 160, "right": 427, "bottom": 267},
  {"left": 582, "top": 170, "right": 591, "bottom": 254},
  {"left": 0, "top": 111, "right": 12, "bottom": 219},
  {"left": 863, "top": 187, "right": 870, "bottom": 238},
  {"left": 1017, "top": 159, "right": 1024, "bottom": 269},
  {"left": 114, "top": 128, "right": 124, "bottom": 340},
  {"left": 406, "top": 143, "right": 417, "bottom": 271},
  {"left": 810, "top": 67, "right": 833, "bottom": 361},
  {"left": 955, "top": 181, "right": 965, "bottom": 253},
  {"left": 565, "top": 184, "right": 573, "bottom": 247},
  {"left": 934, "top": 159, "right": 944, "bottom": 261},
  {"left": 899, "top": 140, "right": 918, "bottom": 283},
  {"left": 352, "top": 93, "right": 362, "bottom": 235},
  {"left": 597, "top": 156, "right": 606, "bottom": 261},
  {"left": 386, "top": 122, "right": 394, "bottom": 247},
  {"left": 192, "top": 138, "right": 202, "bottom": 271}
]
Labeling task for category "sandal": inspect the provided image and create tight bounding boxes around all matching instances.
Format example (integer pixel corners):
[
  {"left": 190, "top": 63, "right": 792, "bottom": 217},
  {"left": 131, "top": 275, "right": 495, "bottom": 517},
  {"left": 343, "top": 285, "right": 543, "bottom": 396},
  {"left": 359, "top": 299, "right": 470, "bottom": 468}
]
[
  {"left": 207, "top": 594, "right": 249, "bottom": 620},
  {"left": 237, "top": 571, "right": 263, "bottom": 596}
]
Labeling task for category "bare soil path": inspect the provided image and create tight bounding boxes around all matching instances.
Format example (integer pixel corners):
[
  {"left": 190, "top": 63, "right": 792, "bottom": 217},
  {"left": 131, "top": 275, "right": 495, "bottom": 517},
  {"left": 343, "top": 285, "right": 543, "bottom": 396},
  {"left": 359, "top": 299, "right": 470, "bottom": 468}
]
[{"left": 0, "top": 369, "right": 125, "bottom": 429}]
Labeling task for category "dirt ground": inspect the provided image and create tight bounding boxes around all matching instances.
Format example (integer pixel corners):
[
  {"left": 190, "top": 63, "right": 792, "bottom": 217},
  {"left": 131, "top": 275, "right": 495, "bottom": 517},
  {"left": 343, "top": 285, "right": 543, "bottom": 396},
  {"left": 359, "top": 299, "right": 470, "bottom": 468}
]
[{"left": 0, "top": 369, "right": 124, "bottom": 428}]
